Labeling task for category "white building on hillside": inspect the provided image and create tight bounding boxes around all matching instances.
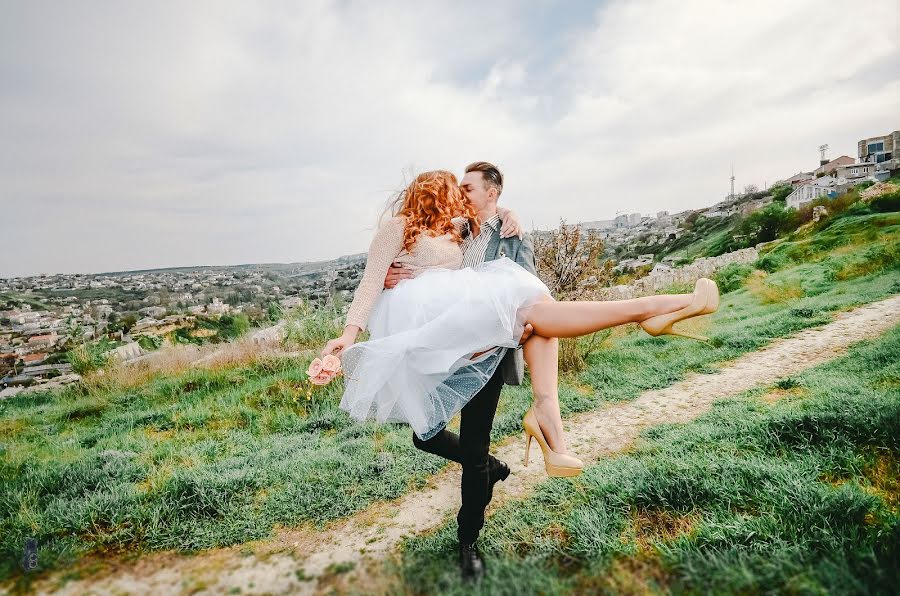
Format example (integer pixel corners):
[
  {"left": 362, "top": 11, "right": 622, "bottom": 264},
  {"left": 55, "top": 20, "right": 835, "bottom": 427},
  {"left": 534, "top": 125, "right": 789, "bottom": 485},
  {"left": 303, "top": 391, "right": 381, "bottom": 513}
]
[
  {"left": 206, "top": 297, "right": 231, "bottom": 315},
  {"left": 835, "top": 162, "right": 877, "bottom": 182},
  {"left": 785, "top": 176, "right": 837, "bottom": 210}
]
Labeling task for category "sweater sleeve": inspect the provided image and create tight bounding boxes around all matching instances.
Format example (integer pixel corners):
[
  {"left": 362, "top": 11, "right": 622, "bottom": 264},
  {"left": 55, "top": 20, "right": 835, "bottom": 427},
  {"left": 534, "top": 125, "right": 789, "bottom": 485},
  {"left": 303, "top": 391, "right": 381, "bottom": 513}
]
[{"left": 344, "top": 216, "right": 406, "bottom": 330}]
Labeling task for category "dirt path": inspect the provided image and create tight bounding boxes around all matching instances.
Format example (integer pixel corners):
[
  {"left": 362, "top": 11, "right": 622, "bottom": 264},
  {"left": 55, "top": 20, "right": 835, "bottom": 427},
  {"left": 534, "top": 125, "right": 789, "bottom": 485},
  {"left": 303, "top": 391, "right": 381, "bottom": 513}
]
[{"left": 34, "top": 296, "right": 900, "bottom": 595}]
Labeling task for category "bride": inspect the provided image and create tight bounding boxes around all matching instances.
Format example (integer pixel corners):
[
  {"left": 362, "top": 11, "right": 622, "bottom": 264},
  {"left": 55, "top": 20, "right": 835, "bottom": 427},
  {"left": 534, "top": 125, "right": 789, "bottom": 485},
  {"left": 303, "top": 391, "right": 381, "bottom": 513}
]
[{"left": 321, "top": 169, "right": 718, "bottom": 476}]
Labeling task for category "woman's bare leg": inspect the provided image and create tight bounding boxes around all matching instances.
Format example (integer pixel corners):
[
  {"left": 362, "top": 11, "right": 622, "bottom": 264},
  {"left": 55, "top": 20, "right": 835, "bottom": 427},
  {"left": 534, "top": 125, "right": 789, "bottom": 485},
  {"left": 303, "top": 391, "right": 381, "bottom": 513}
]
[
  {"left": 518, "top": 291, "right": 700, "bottom": 456},
  {"left": 522, "top": 335, "right": 568, "bottom": 454},
  {"left": 526, "top": 293, "right": 694, "bottom": 338}
]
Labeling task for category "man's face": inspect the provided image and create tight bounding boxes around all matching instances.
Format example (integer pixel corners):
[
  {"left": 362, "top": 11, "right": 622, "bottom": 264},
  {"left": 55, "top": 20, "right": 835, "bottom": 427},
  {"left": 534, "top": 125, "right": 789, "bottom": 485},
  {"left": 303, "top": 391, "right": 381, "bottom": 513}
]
[{"left": 460, "top": 171, "right": 493, "bottom": 213}]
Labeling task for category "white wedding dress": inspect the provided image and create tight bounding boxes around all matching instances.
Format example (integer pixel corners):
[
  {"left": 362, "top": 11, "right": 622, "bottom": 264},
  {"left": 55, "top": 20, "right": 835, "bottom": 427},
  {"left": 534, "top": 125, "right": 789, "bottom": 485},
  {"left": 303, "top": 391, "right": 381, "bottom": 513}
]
[{"left": 339, "top": 257, "right": 550, "bottom": 440}]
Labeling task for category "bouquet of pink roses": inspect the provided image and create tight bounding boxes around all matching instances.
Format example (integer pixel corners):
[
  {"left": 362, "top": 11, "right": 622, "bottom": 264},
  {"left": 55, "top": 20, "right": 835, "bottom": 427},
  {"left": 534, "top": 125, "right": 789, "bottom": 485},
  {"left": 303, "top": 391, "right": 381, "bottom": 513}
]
[{"left": 306, "top": 354, "right": 342, "bottom": 386}]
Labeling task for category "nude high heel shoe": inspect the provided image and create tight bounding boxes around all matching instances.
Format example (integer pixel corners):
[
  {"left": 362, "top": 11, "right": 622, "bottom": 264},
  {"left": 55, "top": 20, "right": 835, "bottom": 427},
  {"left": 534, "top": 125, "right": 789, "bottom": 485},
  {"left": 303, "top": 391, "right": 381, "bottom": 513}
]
[
  {"left": 639, "top": 278, "right": 719, "bottom": 341},
  {"left": 523, "top": 408, "right": 583, "bottom": 478},
  {"left": 700, "top": 277, "right": 720, "bottom": 315}
]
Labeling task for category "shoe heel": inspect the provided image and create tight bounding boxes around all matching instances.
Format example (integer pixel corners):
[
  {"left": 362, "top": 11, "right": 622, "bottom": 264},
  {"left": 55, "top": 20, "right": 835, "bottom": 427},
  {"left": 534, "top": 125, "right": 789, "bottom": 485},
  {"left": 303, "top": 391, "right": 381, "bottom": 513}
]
[
  {"left": 524, "top": 431, "right": 532, "bottom": 466},
  {"left": 668, "top": 327, "right": 709, "bottom": 342}
]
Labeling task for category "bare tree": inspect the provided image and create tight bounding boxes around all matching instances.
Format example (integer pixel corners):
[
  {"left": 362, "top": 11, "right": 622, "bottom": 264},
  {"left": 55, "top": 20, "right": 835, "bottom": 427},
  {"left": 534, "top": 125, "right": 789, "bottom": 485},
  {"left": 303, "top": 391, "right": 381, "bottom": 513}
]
[
  {"left": 534, "top": 221, "right": 613, "bottom": 299},
  {"left": 533, "top": 220, "right": 615, "bottom": 371}
]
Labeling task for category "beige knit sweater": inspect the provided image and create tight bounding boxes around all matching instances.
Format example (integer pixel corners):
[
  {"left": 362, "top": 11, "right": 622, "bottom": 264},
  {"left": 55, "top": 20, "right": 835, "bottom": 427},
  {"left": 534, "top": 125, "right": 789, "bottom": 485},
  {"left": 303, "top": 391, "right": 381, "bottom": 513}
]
[{"left": 344, "top": 216, "right": 465, "bottom": 330}]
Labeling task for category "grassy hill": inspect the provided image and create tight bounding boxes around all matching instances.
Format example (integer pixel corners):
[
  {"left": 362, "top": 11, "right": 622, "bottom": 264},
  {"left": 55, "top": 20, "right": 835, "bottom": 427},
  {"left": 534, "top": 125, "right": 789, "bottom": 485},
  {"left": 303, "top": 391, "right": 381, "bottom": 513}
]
[
  {"left": 624, "top": 179, "right": 898, "bottom": 264},
  {"left": 1, "top": 196, "right": 898, "bottom": 591}
]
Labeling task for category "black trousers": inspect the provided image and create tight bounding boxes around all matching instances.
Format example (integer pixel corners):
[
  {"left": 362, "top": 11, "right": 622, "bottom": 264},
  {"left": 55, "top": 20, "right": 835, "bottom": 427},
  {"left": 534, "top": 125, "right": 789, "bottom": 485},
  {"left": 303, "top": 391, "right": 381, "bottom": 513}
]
[{"left": 412, "top": 366, "right": 505, "bottom": 544}]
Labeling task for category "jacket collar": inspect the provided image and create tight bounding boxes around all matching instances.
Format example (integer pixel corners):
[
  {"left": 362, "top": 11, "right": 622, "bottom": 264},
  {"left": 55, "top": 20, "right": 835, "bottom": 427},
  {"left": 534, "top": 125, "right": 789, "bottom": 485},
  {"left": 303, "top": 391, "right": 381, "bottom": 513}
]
[
  {"left": 485, "top": 221, "right": 502, "bottom": 261},
  {"left": 464, "top": 214, "right": 500, "bottom": 237}
]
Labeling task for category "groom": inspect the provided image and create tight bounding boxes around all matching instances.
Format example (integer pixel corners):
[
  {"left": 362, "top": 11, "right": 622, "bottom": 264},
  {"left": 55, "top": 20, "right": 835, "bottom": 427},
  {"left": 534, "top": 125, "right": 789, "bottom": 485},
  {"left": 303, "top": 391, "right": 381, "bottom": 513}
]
[{"left": 383, "top": 161, "right": 539, "bottom": 582}]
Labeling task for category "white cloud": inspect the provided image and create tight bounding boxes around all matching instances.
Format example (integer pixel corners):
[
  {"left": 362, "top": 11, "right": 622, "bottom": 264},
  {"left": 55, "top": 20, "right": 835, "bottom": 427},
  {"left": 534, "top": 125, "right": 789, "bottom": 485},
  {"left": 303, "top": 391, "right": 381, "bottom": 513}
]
[{"left": 1, "top": 0, "right": 898, "bottom": 276}]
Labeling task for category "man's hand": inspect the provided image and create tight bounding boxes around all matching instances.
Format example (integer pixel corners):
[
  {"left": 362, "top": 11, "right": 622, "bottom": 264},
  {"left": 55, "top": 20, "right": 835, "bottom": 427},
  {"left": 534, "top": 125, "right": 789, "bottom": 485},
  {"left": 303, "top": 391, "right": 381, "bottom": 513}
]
[
  {"left": 497, "top": 207, "right": 523, "bottom": 239},
  {"left": 384, "top": 262, "right": 414, "bottom": 289},
  {"left": 517, "top": 323, "right": 534, "bottom": 346}
]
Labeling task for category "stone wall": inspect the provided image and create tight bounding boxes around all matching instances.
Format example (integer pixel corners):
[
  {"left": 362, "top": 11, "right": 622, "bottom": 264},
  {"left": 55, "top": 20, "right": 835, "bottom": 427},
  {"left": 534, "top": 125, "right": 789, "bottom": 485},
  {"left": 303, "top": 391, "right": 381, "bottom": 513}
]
[{"left": 596, "top": 247, "right": 760, "bottom": 300}]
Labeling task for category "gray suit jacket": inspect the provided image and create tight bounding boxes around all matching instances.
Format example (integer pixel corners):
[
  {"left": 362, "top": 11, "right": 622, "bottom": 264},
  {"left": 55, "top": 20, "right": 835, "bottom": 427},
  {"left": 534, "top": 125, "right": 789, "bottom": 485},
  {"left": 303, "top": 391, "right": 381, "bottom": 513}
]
[{"left": 480, "top": 221, "right": 538, "bottom": 386}]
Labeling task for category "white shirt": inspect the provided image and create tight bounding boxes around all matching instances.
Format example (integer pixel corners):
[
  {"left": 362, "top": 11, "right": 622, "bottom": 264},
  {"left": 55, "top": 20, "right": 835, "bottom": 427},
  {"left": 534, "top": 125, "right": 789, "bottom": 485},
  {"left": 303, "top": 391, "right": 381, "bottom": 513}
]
[{"left": 460, "top": 214, "right": 501, "bottom": 268}]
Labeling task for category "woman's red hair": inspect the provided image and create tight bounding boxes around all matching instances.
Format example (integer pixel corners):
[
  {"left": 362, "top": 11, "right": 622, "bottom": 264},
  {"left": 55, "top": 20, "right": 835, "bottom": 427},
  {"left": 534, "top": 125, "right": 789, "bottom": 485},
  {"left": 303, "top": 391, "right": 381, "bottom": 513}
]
[{"left": 388, "top": 170, "right": 477, "bottom": 253}]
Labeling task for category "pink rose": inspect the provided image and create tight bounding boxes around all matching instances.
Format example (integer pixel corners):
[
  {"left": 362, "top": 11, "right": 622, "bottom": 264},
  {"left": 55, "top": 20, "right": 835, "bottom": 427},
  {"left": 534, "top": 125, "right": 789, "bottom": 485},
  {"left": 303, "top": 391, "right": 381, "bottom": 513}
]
[
  {"left": 309, "top": 372, "right": 332, "bottom": 386},
  {"left": 306, "top": 358, "right": 323, "bottom": 377},
  {"left": 322, "top": 354, "right": 342, "bottom": 373},
  {"left": 306, "top": 355, "right": 342, "bottom": 386}
]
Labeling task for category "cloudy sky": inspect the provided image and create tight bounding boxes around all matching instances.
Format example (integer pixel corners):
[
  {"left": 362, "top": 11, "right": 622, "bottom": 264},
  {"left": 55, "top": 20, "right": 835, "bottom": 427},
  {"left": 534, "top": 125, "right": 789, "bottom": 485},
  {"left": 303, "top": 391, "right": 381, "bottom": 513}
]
[{"left": 2, "top": 0, "right": 898, "bottom": 277}]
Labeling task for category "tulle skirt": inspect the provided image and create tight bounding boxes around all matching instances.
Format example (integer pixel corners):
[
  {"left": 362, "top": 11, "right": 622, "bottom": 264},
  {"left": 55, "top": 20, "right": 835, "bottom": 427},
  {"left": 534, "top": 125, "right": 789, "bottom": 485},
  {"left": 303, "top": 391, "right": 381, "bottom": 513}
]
[{"left": 339, "top": 257, "right": 551, "bottom": 440}]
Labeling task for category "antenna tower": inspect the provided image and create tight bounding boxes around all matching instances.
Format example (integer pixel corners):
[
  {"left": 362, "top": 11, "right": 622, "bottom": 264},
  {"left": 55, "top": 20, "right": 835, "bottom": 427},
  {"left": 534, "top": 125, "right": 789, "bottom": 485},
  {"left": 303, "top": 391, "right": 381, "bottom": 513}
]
[{"left": 730, "top": 165, "right": 735, "bottom": 200}]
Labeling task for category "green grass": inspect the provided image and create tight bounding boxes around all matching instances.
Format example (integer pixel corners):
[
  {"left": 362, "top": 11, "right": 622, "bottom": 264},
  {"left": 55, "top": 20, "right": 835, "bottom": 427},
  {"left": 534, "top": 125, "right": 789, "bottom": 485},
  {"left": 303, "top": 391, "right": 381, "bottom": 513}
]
[
  {"left": 1, "top": 211, "right": 897, "bottom": 586},
  {"left": 0, "top": 360, "right": 448, "bottom": 585},
  {"left": 397, "top": 326, "right": 900, "bottom": 595},
  {"left": 760, "top": 210, "right": 899, "bottom": 272}
]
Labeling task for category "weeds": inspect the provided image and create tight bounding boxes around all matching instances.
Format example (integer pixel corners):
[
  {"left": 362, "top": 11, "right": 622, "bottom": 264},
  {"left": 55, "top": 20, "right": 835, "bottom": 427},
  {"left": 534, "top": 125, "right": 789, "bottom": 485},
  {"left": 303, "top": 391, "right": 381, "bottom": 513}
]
[
  {"left": 746, "top": 271, "right": 805, "bottom": 303},
  {"left": 67, "top": 343, "right": 109, "bottom": 375},
  {"left": 826, "top": 238, "right": 900, "bottom": 281},
  {"left": 282, "top": 300, "right": 346, "bottom": 351},
  {"left": 713, "top": 263, "right": 754, "bottom": 294}
]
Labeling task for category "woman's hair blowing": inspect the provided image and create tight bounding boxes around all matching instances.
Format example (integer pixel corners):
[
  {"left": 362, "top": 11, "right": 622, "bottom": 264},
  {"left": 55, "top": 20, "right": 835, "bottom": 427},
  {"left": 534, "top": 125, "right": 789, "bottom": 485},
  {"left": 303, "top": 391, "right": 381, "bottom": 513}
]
[{"left": 387, "top": 170, "right": 477, "bottom": 253}]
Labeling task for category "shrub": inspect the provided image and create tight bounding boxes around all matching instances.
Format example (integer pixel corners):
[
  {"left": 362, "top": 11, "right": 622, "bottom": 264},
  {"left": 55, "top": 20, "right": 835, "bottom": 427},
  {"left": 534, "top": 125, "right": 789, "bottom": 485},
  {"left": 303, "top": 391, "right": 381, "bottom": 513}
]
[
  {"left": 775, "top": 377, "right": 802, "bottom": 389},
  {"left": 217, "top": 314, "right": 250, "bottom": 340},
  {"left": 869, "top": 190, "right": 900, "bottom": 213},
  {"left": 137, "top": 335, "right": 163, "bottom": 351},
  {"left": 770, "top": 184, "right": 793, "bottom": 203},
  {"left": 172, "top": 326, "right": 203, "bottom": 345},
  {"left": 67, "top": 342, "right": 110, "bottom": 375},
  {"left": 266, "top": 301, "right": 283, "bottom": 322},
  {"left": 558, "top": 330, "right": 612, "bottom": 374},
  {"left": 738, "top": 202, "right": 799, "bottom": 245},
  {"left": 283, "top": 300, "right": 346, "bottom": 351},
  {"left": 533, "top": 220, "right": 614, "bottom": 299},
  {"left": 713, "top": 263, "right": 754, "bottom": 294},
  {"left": 797, "top": 190, "right": 862, "bottom": 226},
  {"left": 534, "top": 221, "right": 616, "bottom": 372},
  {"left": 755, "top": 250, "right": 788, "bottom": 273}
]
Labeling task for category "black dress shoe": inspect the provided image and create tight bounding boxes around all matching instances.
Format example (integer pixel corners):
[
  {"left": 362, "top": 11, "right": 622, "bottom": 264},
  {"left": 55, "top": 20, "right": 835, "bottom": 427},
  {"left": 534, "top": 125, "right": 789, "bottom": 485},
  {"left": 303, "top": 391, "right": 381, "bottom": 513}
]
[
  {"left": 487, "top": 458, "right": 511, "bottom": 503},
  {"left": 459, "top": 541, "right": 485, "bottom": 582}
]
